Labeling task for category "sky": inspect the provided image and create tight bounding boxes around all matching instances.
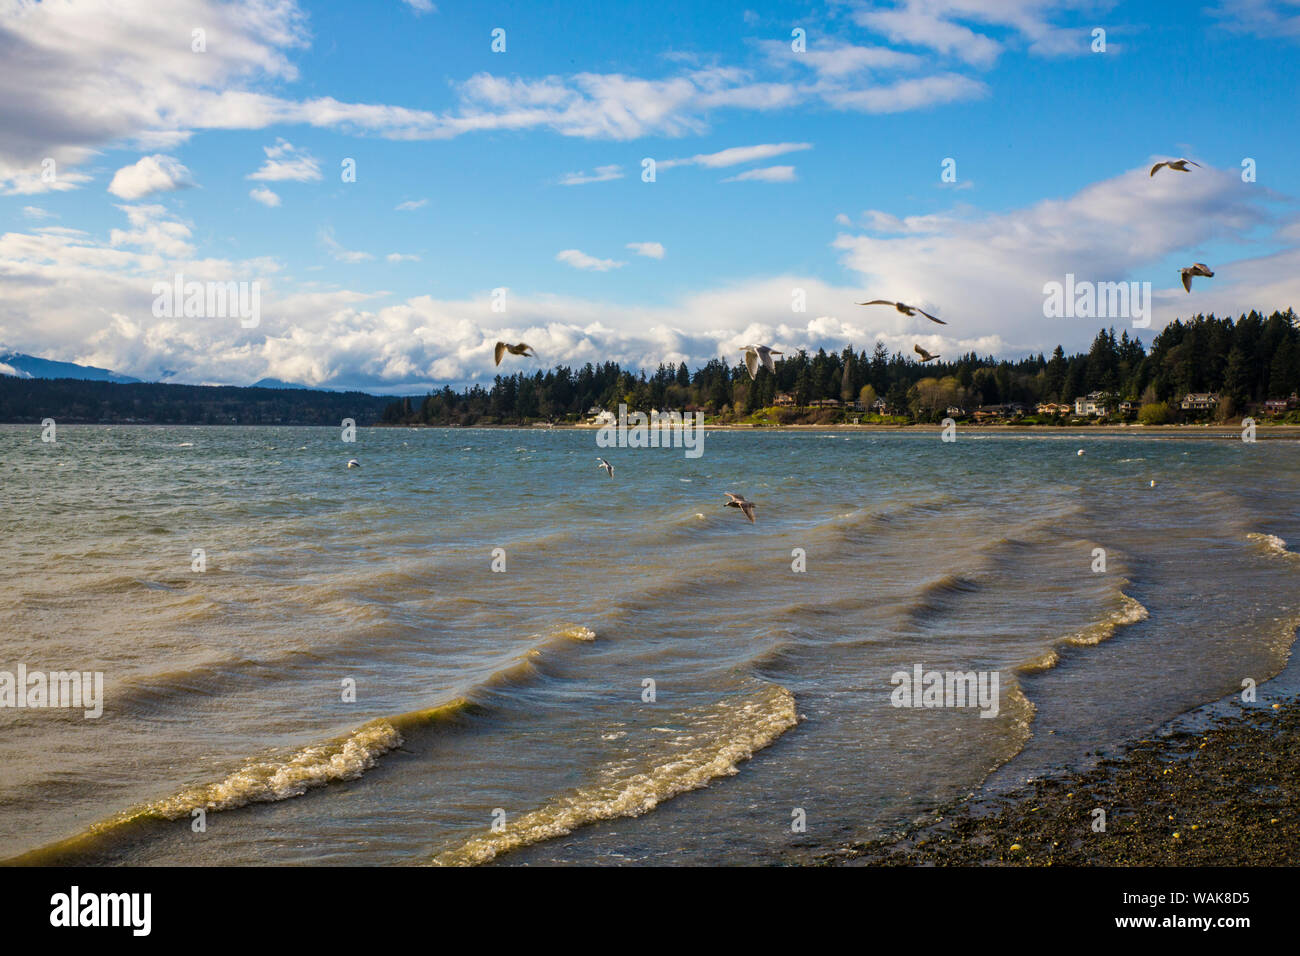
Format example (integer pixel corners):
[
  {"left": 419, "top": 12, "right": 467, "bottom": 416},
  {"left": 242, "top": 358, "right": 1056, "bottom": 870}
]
[{"left": 1, "top": 0, "right": 1299, "bottom": 392}]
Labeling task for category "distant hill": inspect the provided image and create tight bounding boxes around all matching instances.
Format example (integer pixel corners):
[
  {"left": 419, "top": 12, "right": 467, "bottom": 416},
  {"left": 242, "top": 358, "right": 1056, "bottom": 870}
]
[
  {"left": 251, "top": 377, "right": 313, "bottom": 389},
  {"left": 0, "top": 350, "right": 140, "bottom": 384},
  {"left": 0, "top": 377, "right": 390, "bottom": 425}
]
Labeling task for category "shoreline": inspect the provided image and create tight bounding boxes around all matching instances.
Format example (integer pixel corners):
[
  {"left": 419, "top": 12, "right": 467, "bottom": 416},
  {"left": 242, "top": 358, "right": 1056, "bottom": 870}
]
[{"left": 824, "top": 679, "right": 1300, "bottom": 866}]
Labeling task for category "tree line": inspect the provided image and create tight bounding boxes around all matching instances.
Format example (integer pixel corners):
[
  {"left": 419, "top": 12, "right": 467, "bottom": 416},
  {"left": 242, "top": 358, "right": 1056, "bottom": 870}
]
[{"left": 383, "top": 310, "right": 1300, "bottom": 425}]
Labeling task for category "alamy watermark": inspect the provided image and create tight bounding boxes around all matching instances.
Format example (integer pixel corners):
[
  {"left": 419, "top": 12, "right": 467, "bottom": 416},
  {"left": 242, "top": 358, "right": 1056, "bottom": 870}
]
[
  {"left": 152, "top": 273, "right": 260, "bottom": 328},
  {"left": 596, "top": 404, "right": 705, "bottom": 458},
  {"left": 890, "top": 663, "right": 1000, "bottom": 718},
  {"left": 1, "top": 665, "right": 103, "bottom": 718},
  {"left": 1043, "top": 274, "right": 1151, "bottom": 328}
]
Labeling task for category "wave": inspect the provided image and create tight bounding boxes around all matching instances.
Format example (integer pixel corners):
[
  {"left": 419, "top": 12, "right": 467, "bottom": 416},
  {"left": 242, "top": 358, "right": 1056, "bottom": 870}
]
[
  {"left": 1248, "top": 532, "right": 1298, "bottom": 559},
  {"left": 428, "top": 683, "right": 799, "bottom": 866},
  {"left": 1015, "top": 589, "right": 1149, "bottom": 675},
  {"left": 5, "top": 622, "right": 600, "bottom": 864},
  {"left": 3, "top": 700, "right": 471, "bottom": 865}
]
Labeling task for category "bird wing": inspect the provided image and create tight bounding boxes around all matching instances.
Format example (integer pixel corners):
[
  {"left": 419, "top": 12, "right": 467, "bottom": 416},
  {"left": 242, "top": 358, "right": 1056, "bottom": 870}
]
[
  {"left": 1181, "top": 271, "right": 1192, "bottom": 293},
  {"left": 1150, "top": 162, "right": 1166, "bottom": 177},
  {"left": 1186, "top": 160, "right": 1201, "bottom": 168},
  {"left": 913, "top": 344, "right": 931, "bottom": 361},
  {"left": 856, "top": 300, "right": 893, "bottom": 307},
  {"left": 916, "top": 308, "right": 946, "bottom": 324},
  {"left": 742, "top": 349, "right": 759, "bottom": 380},
  {"left": 759, "top": 348, "right": 777, "bottom": 374},
  {"left": 494, "top": 341, "right": 506, "bottom": 365},
  {"left": 725, "top": 492, "right": 745, "bottom": 503},
  {"left": 739, "top": 502, "right": 756, "bottom": 522},
  {"left": 1193, "top": 263, "right": 1212, "bottom": 275}
]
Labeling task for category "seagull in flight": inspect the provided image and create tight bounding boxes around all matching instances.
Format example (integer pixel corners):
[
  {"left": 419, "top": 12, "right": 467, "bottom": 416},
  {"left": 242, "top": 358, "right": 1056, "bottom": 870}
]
[
  {"left": 724, "top": 492, "right": 757, "bottom": 523},
  {"left": 494, "top": 341, "right": 537, "bottom": 365},
  {"left": 739, "top": 344, "right": 782, "bottom": 380},
  {"left": 1179, "top": 262, "right": 1214, "bottom": 292},
  {"left": 857, "top": 300, "right": 946, "bottom": 325},
  {"left": 1150, "top": 159, "right": 1201, "bottom": 177},
  {"left": 596, "top": 457, "right": 614, "bottom": 478},
  {"left": 913, "top": 344, "right": 940, "bottom": 363}
]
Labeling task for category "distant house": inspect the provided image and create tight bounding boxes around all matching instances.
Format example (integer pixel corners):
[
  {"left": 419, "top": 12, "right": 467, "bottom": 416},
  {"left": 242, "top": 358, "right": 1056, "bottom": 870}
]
[
  {"left": 1036, "top": 402, "right": 1071, "bottom": 416},
  {"left": 945, "top": 405, "right": 966, "bottom": 417},
  {"left": 974, "top": 403, "right": 1027, "bottom": 421},
  {"left": 587, "top": 409, "right": 616, "bottom": 426},
  {"left": 870, "top": 397, "right": 892, "bottom": 415},
  {"left": 773, "top": 392, "right": 796, "bottom": 406},
  {"left": 1180, "top": 392, "right": 1219, "bottom": 411},
  {"left": 1118, "top": 401, "right": 1134, "bottom": 413},
  {"left": 1263, "top": 398, "right": 1290, "bottom": 414},
  {"left": 1074, "top": 391, "right": 1110, "bottom": 416},
  {"left": 808, "top": 398, "right": 841, "bottom": 408},
  {"left": 844, "top": 400, "right": 864, "bottom": 412}
]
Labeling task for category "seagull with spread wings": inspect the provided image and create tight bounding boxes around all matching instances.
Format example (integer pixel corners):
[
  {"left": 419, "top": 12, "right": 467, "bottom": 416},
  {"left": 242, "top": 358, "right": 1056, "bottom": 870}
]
[
  {"left": 1150, "top": 158, "right": 1201, "bottom": 177},
  {"left": 913, "top": 344, "right": 941, "bottom": 363},
  {"left": 739, "top": 344, "right": 782, "bottom": 380},
  {"left": 857, "top": 300, "right": 946, "bottom": 324},
  {"left": 1179, "top": 262, "right": 1214, "bottom": 292},
  {"left": 724, "top": 493, "right": 757, "bottom": 523},
  {"left": 494, "top": 341, "right": 537, "bottom": 365},
  {"left": 596, "top": 457, "right": 614, "bottom": 478}
]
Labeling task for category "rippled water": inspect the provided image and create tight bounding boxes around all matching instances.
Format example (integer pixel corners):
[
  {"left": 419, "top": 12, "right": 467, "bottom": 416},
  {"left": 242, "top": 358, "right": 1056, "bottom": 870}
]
[{"left": 1, "top": 424, "right": 1297, "bottom": 865}]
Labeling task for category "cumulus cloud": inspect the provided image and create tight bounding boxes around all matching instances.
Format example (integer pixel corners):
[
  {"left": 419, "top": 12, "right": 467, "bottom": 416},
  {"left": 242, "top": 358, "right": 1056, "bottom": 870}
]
[
  {"left": 107, "top": 155, "right": 196, "bottom": 200},
  {"left": 249, "top": 186, "right": 281, "bottom": 207},
  {"left": 248, "top": 139, "right": 321, "bottom": 182},
  {"left": 556, "top": 249, "right": 626, "bottom": 271},
  {"left": 833, "top": 160, "right": 1287, "bottom": 349},
  {"left": 626, "top": 242, "right": 665, "bottom": 259}
]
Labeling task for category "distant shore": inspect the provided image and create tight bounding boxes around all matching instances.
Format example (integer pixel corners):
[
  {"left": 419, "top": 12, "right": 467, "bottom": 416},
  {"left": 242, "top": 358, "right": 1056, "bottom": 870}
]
[{"left": 388, "top": 421, "right": 1300, "bottom": 439}]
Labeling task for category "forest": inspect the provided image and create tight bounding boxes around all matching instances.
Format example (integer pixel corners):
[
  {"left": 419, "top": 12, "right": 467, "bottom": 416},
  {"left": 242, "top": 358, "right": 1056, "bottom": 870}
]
[
  {"left": 381, "top": 311, "right": 1300, "bottom": 426},
  {"left": 0, "top": 378, "right": 389, "bottom": 425}
]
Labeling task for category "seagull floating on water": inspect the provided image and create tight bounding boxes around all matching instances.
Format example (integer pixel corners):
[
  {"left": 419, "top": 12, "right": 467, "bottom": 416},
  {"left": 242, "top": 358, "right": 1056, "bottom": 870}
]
[
  {"left": 913, "top": 344, "right": 940, "bottom": 363},
  {"left": 494, "top": 341, "right": 537, "bottom": 366},
  {"left": 596, "top": 457, "right": 614, "bottom": 478},
  {"left": 1179, "top": 263, "right": 1214, "bottom": 293},
  {"left": 857, "top": 300, "right": 946, "bottom": 324},
  {"left": 725, "top": 492, "right": 757, "bottom": 523},
  {"left": 1149, "top": 159, "right": 1200, "bottom": 177},
  {"left": 347, "top": 459, "right": 360, "bottom": 468},
  {"left": 739, "top": 344, "right": 782, "bottom": 380}
]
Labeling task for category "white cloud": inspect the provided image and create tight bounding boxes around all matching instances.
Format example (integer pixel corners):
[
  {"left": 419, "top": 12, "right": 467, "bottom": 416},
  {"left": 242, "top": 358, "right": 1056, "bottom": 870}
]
[
  {"left": 395, "top": 198, "right": 428, "bottom": 210},
  {"left": 626, "top": 242, "right": 665, "bottom": 259},
  {"left": 723, "top": 165, "right": 797, "bottom": 182},
  {"left": 401, "top": 0, "right": 437, "bottom": 14},
  {"left": 320, "top": 229, "right": 374, "bottom": 262},
  {"left": 108, "top": 204, "right": 195, "bottom": 258},
  {"left": 556, "top": 249, "right": 626, "bottom": 271},
  {"left": 559, "top": 165, "right": 624, "bottom": 185},
  {"left": 248, "top": 139, "right": 321, "bottom": 182},
  {"left": 661, "top": 142, "right": 811, "bottom": 170},
  {"left": 387, "top": 253, "right": 421, "bottom": 263},
  {"left": 107, "top": 155, "right": 196, "bottom": 200},
  {"left": 249, "top": 187, "right": 281, "bottom": 207},
  {"left": 22, "top": 206, "right": 54, "bottom": 220}
]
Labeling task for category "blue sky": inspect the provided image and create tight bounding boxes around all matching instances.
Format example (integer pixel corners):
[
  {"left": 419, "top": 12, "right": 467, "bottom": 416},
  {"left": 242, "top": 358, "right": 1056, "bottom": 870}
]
[{"left": 2, "top": 0, "right": 1299, "bottom": 390}]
